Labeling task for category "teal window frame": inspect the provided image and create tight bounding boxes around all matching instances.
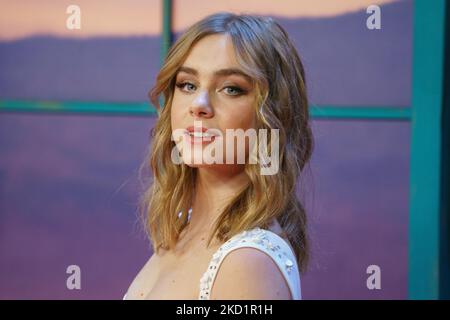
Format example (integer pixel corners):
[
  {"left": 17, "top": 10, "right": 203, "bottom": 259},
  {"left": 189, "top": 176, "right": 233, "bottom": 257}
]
[{"left": 0, "top": 0, "right": 448, "bottom": 299}]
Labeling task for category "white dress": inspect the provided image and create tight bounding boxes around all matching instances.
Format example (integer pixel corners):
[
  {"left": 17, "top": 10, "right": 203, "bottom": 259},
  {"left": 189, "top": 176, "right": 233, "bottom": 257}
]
[
  {"left": 198, "top": 227, "right": 301, "bottom": 300},
  {"left": 123, "top": 227, "right": 301, "bottom": 300}
]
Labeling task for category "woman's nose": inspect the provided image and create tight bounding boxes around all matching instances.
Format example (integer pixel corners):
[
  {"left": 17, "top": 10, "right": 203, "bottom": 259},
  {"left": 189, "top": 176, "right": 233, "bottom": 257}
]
[{"left": 189, "top": 90, "right": 213, "bottom": 118}]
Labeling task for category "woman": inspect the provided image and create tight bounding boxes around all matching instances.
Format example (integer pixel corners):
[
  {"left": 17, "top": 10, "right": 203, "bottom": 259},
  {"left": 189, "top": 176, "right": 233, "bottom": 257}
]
[{"left": 124, "top": 12, "right": 313, "bottom": 300}]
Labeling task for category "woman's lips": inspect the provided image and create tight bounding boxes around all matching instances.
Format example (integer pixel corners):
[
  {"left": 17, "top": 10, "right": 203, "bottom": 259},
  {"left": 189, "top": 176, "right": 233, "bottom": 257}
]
[
  {"left": 184, "top": 126, "right": 220, "bottom": 145},
  {"left": 186, "top": 125, "right": 210, "bottom": 133},
  {"left": 183, "top": 130, "right": 217, "bottom": 145}
]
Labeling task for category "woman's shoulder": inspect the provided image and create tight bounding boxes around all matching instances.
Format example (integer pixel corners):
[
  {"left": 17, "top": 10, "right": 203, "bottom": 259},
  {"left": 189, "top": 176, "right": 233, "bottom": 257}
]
[
  {"left": 199, "top": 226, "right": 302, "bottom": 300},
  {"left": 221, "top": 225, "right": 297, "bottom": 267},
  {"left": 220, "top": 227, "right": 298, "bottom": 273}
]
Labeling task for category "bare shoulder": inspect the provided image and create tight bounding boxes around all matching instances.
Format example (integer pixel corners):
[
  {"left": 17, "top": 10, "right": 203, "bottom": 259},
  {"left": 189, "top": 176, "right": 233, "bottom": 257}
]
[{"left": 210, "top": 247, "right": 292, "bottom": 300}]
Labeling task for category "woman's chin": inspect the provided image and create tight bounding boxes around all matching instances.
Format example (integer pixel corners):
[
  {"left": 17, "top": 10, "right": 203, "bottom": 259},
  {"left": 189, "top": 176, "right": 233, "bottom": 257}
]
[{"left": 182, "top": 160, "right": 220, "bottom": 168}]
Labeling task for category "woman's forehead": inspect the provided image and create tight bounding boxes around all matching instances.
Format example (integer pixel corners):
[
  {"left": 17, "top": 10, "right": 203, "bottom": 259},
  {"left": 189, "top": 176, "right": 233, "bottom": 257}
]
[
  {"left": 183, "top": 34, "right": 239, "bottom": 68},
  {"left": 177, "top": 65, "right": 252, "bottom": 82}
]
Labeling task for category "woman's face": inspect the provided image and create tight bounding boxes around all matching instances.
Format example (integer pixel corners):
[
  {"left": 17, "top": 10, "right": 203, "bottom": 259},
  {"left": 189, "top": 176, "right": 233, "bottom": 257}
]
[{"left": 171, "top": 34, "right": 257, "bottom": 168}]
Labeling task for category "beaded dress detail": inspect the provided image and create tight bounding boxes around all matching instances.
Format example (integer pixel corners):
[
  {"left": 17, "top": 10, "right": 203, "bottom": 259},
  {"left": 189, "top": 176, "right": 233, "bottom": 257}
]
[{"left": 198, "top": 227, "right": 301, "bottom": 300}]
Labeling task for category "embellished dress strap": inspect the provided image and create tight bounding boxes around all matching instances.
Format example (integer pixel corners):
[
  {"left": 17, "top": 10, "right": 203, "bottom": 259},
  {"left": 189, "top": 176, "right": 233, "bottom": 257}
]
[{"left": 198, "top": 227, "right": 301, "bottom": 300}]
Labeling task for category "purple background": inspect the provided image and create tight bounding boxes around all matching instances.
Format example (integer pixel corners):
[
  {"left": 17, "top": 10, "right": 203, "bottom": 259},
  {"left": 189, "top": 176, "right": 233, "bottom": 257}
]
[{"left": 0, "top": 0, "right": 411, "bottom": 299}]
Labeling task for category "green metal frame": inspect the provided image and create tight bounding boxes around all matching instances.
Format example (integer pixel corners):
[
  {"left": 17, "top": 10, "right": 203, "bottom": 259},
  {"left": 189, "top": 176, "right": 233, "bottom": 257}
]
[
  {"left": 161, "top": 0, "right": 172, "bottom": 64},
  {"left": 0, "top": 0, "right": 448, "bottom": 299},
  {"left": 409, "top": 0, "right": 449, "bottom": 299},
  {"left": 0, "top": 100, "right": 157, "bottom": 116},
  {"left": 0, "top": 100, "right": 412, "bottom": 120}
]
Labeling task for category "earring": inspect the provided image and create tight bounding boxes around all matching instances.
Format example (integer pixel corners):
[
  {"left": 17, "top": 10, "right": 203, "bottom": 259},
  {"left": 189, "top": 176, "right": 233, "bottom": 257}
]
[{"left": 177, "top": 208, "right": 192, "bottom": 223}]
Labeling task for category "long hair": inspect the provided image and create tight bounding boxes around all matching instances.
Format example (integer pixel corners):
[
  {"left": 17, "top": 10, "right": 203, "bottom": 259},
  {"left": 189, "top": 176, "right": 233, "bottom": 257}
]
[{"left": 139, "top": 12, "right": 314, "bottom": 273}]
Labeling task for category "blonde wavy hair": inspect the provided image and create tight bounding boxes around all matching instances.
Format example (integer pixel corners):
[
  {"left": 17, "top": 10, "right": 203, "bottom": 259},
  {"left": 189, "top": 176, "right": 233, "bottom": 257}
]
[{"left": 139, "top": 12, "right": 314, "bottom": 273}]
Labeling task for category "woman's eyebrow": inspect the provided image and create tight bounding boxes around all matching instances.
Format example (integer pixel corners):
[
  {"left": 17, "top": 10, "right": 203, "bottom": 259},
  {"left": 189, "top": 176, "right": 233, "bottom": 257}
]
[{"left": 178, "top": 66, "right": 252, "bottom": 82}]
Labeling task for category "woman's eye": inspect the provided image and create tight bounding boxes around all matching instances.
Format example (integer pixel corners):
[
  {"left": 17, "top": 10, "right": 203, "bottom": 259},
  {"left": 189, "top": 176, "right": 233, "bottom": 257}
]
[
  {"left": 176, "top": 82, "right": 196, "bottom": 93},
  {"left": 175, "top": 82, "right": 245, "bottom": 96},
  {"left": 223, "top": 86, "right": 245, "bottom": 96}
]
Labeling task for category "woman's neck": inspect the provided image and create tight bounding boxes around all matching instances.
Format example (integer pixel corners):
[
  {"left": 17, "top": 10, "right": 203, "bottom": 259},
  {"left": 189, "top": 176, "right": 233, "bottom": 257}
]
[{"left": 189, "top": 164, "right": 249, "bottom": 233}]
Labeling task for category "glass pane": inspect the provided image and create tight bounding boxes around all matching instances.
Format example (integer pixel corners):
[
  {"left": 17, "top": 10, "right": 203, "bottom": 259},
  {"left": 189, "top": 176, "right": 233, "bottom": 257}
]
[
  {"left": 302, "top": 119, "right": 410, "bottom": 299},
  {"left": 0, "top": 113, "right": 154, "bottom": 299},
  {"left": 172, "top": 0, "right": 413, "bottom": 107},
  {"left": 0, "top": 0, "right": 161, "bottom": 103},
  {"left": 0, "top": 113, "right": 410, "bottom": 299}
]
